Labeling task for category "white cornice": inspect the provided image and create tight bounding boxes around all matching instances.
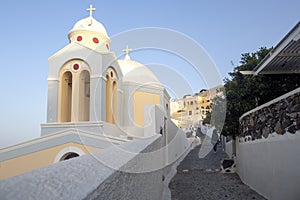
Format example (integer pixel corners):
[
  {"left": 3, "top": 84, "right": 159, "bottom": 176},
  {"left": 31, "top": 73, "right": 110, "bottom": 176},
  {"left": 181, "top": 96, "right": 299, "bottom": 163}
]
[{"left": 0, "top": 123, "right": 129, "bottom": 154}]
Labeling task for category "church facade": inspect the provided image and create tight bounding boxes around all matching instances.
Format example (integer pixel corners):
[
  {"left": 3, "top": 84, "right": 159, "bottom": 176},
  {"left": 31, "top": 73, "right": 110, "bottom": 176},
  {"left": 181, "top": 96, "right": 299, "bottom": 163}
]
[{"left": 0, "top": 5, "right": 170, "bottom": 179}]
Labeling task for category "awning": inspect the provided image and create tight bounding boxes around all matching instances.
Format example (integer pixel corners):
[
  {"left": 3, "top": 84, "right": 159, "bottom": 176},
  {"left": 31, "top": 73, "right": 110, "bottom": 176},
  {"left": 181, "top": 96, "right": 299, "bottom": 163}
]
[{"left": 253, "top": 21, "right": 300, "bottom": 75}]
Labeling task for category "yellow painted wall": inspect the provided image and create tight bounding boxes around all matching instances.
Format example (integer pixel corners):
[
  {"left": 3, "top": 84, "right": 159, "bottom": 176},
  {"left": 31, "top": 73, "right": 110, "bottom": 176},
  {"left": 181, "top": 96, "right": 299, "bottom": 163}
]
[
  {"left": 0, "top": 142, "right": 100, "bottom": 180},
  {"left": 133, "top": 91, "right": 160, "bottom": 126}
]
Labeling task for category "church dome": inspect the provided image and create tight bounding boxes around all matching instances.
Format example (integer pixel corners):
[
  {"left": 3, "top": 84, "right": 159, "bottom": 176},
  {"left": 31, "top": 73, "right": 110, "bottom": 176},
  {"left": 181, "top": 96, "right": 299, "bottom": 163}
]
[
  {"left": 118, "top": 58, "right": 162, "bottom": 88},
  {"left": 68, "top": 16, "right": 109, "bottom": 39},
  {"left": 68, "top": 7, "right": 111, "bottom": 53}
]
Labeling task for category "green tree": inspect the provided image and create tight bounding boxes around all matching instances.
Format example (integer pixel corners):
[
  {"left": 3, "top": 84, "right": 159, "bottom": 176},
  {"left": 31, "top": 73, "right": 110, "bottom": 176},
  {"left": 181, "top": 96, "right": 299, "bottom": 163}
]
[
  {"left": 205, "top": 86, "right": 226, "bottom": 132},
  {"left": 205, "top": 47, "right": 300, "bottom": 138}
]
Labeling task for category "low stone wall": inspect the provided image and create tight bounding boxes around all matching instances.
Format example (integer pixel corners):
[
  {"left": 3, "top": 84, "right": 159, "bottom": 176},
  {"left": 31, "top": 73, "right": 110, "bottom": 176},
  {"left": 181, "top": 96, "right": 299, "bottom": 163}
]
[
  {"left": 239, "top": 87, "right": 300, "bottom": 140},
  {"left": 237, "top": 87, "right": 300, "bottom": 200},
  {"left": 0, "top": 135, "right": 167, "bottom": 200}
]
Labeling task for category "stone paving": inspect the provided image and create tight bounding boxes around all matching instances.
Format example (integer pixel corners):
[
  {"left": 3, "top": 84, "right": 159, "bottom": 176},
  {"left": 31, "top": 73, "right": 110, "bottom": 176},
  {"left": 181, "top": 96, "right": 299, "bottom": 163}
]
[{"left": 169, "top": 142, "right": 266, "bottom": 200}]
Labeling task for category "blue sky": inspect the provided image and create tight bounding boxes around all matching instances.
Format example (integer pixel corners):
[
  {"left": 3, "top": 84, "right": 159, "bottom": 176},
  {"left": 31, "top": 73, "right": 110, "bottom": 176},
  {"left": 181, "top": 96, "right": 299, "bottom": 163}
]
[{"left": 0, "top": 0, "right": 299, "bottom": 148}]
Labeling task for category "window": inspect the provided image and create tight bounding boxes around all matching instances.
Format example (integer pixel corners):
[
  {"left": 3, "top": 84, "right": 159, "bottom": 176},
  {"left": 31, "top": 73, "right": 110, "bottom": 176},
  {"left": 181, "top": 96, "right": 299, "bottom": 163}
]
[
  {"left": 77, "top": 35, "right": 82, "bottom": 42},
  {"left": 189, "top": 111, "right": 192, "bottom": 115},
  {"left": 106, "top": 68, "right": 118, "bottom": 124},
  {"left": 93, "top": 37, "right": 99, "bottom": 44},
  {"left": 60, "top": 152, "right": 79, "bottom": 161},
  {"left": 191, "top": 101, "right": 193, "bottom": 105}
]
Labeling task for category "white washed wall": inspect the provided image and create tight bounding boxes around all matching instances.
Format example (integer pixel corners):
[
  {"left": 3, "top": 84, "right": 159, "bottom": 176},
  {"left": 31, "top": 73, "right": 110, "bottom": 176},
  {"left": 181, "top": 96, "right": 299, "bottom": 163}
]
[
  {"left": 144, "top": 105, "right": 191, "bottom": 165},
  {"left": 103, "top": 122, "right": 125, "bottom": 137},
  {"left": 166, "top": 119, "right": 191, "bottom": 165},
  {"left": 144, "top": 105, "right": 165, "bottom": 137},
  {"left": 236, "top": 132, "right": 300, "bottom": 200},
  {"left": 122, "top": 126, "right": 144, "bottom": 137},
  {"left": 225, "top": 140, "right": 233, "bottom": 157}
]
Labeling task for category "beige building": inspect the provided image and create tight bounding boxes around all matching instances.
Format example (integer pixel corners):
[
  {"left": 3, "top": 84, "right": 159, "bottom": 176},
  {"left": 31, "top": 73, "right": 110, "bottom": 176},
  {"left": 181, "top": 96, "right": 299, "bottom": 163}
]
[
  {"left": 171, "top": 87, "right": 220, "bottom": 128},
  {"left": 0, "top": 5, "right": 170, "bottom": 180}
]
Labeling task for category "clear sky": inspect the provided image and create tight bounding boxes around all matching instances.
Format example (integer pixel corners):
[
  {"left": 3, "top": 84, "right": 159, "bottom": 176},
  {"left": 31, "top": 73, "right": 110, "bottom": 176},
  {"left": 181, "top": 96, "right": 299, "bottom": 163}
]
[{"left": 0, "top": 0, "right": 299, "bottom": 148}]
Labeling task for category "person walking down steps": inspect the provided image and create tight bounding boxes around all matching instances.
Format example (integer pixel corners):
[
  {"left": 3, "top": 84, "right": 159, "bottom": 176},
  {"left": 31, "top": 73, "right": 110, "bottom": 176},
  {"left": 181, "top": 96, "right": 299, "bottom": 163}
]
[{"left": 211, "top": 129, "right": 219, "bottom": 153}]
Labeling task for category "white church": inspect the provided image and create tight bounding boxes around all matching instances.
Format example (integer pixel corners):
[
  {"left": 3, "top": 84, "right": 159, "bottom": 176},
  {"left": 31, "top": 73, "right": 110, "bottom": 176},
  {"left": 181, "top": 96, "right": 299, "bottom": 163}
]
[{"left": 0, "top": 5, "right": 180, "bottom": 179}]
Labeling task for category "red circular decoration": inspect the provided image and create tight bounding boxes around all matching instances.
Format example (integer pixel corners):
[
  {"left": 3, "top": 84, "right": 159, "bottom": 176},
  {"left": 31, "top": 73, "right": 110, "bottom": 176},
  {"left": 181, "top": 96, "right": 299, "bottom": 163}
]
[
  {"left": 73, "top": 63, "right": 79, "bottom": 71},
  {"left": 93, "top": 37, "right": 99, "bottom": 44},
  {"left": 77, "top": 36, "right": 82, "bottom": 42}
]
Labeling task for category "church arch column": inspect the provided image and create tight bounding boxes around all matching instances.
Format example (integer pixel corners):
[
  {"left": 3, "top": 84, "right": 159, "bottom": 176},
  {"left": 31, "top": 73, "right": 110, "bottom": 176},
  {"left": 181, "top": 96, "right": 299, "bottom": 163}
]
[
  {"left": 79, "top": 70, "right": 90, "bottom": 121},
  {"left": 59, "top": 71, "right": 73, "bottom": 122}
]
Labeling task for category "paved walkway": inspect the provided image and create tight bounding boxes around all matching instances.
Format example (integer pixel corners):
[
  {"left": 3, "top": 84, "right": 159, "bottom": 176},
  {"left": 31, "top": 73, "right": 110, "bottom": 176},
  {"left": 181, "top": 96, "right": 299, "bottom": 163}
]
[{"left": 168, "top": 141, "right": 266, "bottom": 200}]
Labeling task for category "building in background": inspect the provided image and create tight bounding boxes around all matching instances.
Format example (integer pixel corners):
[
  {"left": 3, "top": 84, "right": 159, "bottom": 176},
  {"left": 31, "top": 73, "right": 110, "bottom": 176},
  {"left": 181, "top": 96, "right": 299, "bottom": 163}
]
[{"left": 171, "top": 87, "right": 220, "bottom": 128}]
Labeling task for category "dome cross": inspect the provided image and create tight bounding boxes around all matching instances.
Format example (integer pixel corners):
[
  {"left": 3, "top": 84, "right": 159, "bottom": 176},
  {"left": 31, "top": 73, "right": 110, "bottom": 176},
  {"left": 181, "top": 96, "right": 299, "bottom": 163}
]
[
  {"left": 122, "top": 45, "right": 133, "bottom": 60},
  {"left": 87, "top": 4, "right": 96, "bottom": 17}
]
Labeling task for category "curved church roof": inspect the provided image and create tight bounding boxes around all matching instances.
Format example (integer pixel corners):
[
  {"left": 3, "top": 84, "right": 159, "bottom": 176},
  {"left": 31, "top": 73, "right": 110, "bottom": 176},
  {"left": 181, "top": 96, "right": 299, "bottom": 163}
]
[
  {"left": 68, "top": 5, "right": 109, "bottom": 40},
  {"left": 67, "top": 5, "right": 111, "bottom": 53},
  {"left": 118, "top": 52, "right": 162, "bottom": 88},
  {"left": 68, "top": 16, "right": 109, "bottom": 38}
]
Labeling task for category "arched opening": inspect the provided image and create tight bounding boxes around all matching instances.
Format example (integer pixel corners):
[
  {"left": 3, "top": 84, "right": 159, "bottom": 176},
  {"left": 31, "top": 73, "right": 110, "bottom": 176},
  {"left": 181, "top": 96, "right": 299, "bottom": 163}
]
[
  {"left": 106, "top": 74, "right": 112, "bottom": 123},
  {"left": 79, "top": 70, "right": 90, "bottom": 121},
  {"left": 112, "top": 81, "right": 118, "bottom": 124},
  {"left": 60, "top": 71, "right": 72, "bottom": 122},
  {"left": 106, "top": 68, "right": 118, "bottom": 124},
  {"left": 59, "top": 152, "right": 79, "bottom": 161},
  {"left": 54, "top": 146, "right": 85, "bottom": 163}
]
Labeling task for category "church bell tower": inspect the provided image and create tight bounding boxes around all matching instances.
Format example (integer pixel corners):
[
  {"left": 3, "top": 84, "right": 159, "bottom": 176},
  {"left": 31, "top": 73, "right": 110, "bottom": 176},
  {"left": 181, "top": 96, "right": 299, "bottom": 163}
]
[{"left": 41, "top": 5, "right": 123, "bottom": 136}]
